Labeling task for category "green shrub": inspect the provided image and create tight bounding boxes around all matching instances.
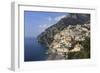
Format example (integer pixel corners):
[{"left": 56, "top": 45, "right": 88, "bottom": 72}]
[{"left": 68, "top": 36, "right": 90, "bottom": 59}]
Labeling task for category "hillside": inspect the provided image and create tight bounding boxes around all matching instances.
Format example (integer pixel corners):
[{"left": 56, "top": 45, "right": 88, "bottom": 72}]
[{"left": 37, "top": 13, "right": 90, "bottom": 60}]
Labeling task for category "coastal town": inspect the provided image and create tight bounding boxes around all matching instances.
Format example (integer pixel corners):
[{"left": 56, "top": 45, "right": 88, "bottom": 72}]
[{"left": 38, "top": 14, "right": 90, "bottom": 60}]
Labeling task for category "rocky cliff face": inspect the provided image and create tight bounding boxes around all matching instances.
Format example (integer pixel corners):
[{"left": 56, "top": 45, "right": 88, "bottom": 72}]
[{"left": 37, "top": 13, "right": 90, "bottom": 60}]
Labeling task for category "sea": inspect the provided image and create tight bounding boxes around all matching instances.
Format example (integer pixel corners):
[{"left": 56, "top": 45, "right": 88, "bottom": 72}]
[{"left": 24, "top": 37, "right": 48, "bottom": 62}]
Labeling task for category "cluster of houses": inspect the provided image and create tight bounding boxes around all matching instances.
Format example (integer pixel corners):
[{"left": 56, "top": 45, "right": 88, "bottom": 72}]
[{"left": 47, "top": 24, "right": 90, "bottom": 59}]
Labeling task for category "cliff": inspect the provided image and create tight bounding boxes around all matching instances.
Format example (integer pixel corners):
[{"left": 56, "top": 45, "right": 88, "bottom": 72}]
[{"left": 37, "top": 13, "right": 90, "bottom": 60}]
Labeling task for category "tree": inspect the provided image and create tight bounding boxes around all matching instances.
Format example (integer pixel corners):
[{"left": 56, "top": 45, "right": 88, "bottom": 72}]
[{"left": 68, "top": 36, "right": 90, "bottom": 59}]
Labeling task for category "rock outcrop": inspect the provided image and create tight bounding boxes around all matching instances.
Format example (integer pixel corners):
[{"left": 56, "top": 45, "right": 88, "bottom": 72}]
[{"left": 37, "top": 13, "right": 90, "bottom": 60}]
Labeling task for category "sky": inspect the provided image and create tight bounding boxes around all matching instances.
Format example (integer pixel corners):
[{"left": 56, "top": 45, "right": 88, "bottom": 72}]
[{"left": 24, "top": 11, "right": 68, "bottom": 38}]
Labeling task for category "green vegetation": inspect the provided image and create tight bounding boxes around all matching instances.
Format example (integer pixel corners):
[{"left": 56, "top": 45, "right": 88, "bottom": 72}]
[{"left": 68, "top": 36, "right": 90, "bottom": 59}]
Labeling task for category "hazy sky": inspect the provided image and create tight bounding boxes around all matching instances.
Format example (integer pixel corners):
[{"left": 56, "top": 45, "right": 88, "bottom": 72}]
[{"left": 24, "top": 11, "right": 68, "bottom": 38}]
